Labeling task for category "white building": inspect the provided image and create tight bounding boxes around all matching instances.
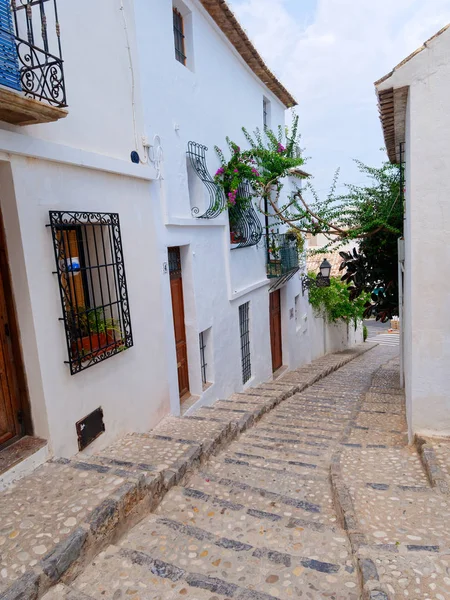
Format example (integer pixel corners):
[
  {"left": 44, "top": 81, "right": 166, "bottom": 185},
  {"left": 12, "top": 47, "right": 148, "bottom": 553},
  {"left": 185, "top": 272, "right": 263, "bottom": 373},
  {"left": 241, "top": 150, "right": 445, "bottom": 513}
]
[
  {"left": 0, "top": 0, "right": 361, "bottom": 471},
  {"left": 375, "top": 24, "right": 450, "bottom": 438}
]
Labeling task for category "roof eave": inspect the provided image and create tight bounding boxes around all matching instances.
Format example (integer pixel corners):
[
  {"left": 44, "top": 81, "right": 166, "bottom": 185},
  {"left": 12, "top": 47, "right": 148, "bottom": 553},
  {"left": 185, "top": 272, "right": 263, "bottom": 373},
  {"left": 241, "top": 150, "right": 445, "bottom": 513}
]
[{"left": 198, "top": 0, "right": 297, "bottom": 109}]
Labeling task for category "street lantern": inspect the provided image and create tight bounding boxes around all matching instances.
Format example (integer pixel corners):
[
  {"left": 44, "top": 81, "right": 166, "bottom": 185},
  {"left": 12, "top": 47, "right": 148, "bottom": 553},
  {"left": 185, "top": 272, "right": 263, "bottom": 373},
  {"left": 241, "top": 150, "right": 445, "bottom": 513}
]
[
  {"left": 301, "top": 257, "right": 332, "bottom": 295},
  {"left": 319, "top": 259, "right": 332, "bottom": 279}
]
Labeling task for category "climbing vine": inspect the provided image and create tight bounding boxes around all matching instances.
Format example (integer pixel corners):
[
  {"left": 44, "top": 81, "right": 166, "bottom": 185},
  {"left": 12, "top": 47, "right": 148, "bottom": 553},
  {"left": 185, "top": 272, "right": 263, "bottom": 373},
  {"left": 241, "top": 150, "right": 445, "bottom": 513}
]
[{"left": 308, "top": 275, "right": 370, "bottom": 325}]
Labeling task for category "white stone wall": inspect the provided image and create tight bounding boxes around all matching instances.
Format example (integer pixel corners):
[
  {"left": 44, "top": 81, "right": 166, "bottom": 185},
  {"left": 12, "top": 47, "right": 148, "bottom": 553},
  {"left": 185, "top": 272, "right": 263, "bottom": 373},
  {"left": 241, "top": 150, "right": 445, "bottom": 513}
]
[
  {"left": 0, "top": 0, "right": 362, "bottom": 458},
  {"left": 377, "top": 27, "right": 450, "bottom": 437}
]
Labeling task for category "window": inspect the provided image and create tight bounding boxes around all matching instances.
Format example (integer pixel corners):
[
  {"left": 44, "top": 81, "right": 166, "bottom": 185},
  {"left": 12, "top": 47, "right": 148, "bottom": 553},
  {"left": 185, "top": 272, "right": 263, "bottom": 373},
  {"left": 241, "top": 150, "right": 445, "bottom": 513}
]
[
  {"left": 49, "top": 211, "right": 133, "bottom": 375},
  {"left": 263, "top": 97, "right": 271, "bottom": 129},
  {"left": 239, "top": 302, "right": 251, "bottom": 384},
  {"left": 173, "top": 7, "right": 186, "bottom": 65}
]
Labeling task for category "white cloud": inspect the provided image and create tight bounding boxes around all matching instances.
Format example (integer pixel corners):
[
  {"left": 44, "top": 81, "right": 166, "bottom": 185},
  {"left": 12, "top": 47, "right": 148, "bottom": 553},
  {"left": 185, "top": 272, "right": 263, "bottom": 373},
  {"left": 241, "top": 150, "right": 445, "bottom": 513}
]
[{"left": 228, "top": 0, "right": 450, "bottom": 193}]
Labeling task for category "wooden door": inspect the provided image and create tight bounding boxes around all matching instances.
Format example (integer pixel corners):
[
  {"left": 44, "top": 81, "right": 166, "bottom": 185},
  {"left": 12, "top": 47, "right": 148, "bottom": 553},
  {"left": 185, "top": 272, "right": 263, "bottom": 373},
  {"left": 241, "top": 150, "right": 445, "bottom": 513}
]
[
  {"left": 0, "top": 227, "right": 22, "bottom": 448},
  {"left": 168, "top": 248, "right": 190, "bottom": 400},
  {"left": 269, "top": 290, "right": 283, "bottom": 373}
]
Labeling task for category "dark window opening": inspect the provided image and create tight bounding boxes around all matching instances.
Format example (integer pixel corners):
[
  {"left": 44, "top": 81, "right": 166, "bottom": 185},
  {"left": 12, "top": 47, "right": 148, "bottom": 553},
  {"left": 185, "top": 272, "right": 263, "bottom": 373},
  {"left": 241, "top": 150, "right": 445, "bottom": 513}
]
[
  {"left": 173, "top": 8, "right": 186, "bottom": 65},
  {"left": 239, "top": 302, "right": 251, "bottom": 384},
  {"left": 199, "top": 331, "right": 207, "bottom": 385},
  {"left": 49, "top": 211, "right": 133, "bottom": 375}
]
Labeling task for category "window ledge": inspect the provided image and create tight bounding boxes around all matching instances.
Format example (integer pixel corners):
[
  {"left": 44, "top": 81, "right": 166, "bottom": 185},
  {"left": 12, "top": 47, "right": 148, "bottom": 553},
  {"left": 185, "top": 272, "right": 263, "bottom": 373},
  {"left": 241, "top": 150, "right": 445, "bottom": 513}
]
[{"left": 0, "top": 87, "right": 68, "bottom": 126}]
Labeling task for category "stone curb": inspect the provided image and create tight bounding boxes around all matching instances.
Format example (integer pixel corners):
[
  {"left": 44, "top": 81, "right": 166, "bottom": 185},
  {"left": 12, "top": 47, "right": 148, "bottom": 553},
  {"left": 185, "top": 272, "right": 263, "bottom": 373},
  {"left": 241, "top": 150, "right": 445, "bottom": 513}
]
[
  {"left": 0, "top": 341, "right": 377, "bottom": 600},
  {"left": 415, "top": 435, "right": 450, "bottom": 495}
]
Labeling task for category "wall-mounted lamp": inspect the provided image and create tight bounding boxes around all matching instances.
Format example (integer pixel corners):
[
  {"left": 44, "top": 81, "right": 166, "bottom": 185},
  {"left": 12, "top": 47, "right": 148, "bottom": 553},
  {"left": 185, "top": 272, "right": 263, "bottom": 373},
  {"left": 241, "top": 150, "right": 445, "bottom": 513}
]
[{"left": 301, "top": 258, "right": 332, "bottom": 295}]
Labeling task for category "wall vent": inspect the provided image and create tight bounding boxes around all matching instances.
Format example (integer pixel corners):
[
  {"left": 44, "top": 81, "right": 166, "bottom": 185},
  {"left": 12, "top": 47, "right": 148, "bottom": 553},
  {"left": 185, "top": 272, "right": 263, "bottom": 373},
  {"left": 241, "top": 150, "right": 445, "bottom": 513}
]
[{"left": 76, "top": 407, "right": 105, "bottom": 451}]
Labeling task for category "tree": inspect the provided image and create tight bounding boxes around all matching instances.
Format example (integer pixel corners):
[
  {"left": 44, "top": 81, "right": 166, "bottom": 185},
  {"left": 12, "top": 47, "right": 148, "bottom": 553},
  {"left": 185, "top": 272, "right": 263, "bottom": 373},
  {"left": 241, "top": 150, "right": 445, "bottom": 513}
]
[{"left": 214, "top": 122, "right": 403, "bottom": 320}]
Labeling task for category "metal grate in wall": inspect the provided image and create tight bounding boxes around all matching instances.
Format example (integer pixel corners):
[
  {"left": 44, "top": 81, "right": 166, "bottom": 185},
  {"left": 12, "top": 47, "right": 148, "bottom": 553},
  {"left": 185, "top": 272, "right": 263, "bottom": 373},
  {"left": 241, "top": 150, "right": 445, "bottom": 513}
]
[{"left": 239, "top": 302, "right": 251, "bottom": 384}]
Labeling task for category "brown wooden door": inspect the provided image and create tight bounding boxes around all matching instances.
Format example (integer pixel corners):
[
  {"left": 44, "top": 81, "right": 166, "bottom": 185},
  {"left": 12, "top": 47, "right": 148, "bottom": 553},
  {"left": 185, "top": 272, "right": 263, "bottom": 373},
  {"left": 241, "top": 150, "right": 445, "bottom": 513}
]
[
  {"left": 168, "top": 248, "right": 190, "bottom": 400},
  {"left": 0, "top": 246, "right": 21, "bottom": 447},
  {"left": 269, "top": 290, "right": 283, "bottom": 373}
]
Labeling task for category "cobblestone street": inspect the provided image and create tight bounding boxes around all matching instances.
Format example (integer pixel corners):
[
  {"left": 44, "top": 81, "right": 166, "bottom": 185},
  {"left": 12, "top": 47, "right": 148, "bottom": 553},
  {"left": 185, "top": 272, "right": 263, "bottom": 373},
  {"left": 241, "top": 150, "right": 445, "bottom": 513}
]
[{"left": 5, "top": 343, "right": 450, "bottom": 600}]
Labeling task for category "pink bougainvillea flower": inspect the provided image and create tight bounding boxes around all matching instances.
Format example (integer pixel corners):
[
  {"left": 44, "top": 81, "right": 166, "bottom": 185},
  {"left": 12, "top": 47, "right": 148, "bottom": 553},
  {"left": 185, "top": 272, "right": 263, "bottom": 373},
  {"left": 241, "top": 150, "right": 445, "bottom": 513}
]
[
  {"left": 234, "top": 168, "right": 239, "bottom": 173},
  {"left": 215, "top": 167, "right": 225, "bottom": 176},
  {"left": 277, "top": 143, "right": 286, "bottom": 153},
  {"left": 251, "top": 168, "right": 260, "bottom": 176}
]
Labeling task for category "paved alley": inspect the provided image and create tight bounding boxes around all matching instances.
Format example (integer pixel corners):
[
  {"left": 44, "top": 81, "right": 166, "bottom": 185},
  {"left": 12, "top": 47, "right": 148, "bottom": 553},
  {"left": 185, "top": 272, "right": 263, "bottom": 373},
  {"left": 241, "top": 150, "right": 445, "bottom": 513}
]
[
  {"left": 5, "top": 342, "right": 450, "bottom": 600},
  {"left": 42, "top": 344, "right": 406, "bottom": 600}
]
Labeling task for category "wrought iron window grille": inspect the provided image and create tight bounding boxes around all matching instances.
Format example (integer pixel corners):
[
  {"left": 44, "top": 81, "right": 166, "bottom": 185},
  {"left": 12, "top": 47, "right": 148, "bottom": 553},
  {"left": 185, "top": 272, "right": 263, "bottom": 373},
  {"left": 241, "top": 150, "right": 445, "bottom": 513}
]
[
  {"left": 186, "top": 141, "right": 226, "bottom": 219},
  {"left": 0, "top": 0, "right": 67, "bottom": 106},
  {"left": 48, "top": 211, "right": 133, "bottom": 375},
  {"left": 173, "top": 8, "right": 186, "bottom": 65},
  {"left": 199, "top": 331, "right": 207, "bottom": 386},
  {"left": 265, "top": 230, "right": 300, "bottom": 291},
  {"left": 229, "top": 180, "right": 263, "bottom": 249},
  {"left": 239, "top": 302, "right": 251, "bottom": 384}
]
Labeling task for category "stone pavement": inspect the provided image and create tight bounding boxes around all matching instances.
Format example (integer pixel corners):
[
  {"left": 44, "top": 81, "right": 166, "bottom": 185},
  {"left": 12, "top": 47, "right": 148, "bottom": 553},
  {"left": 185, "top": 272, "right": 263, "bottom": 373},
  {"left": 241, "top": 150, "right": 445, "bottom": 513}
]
[
  {"left": 0, "top": 344, "right": 374, "bottom": 600},
  {"left": 6, "top": 341, "right": 450, "bottom": 600}
]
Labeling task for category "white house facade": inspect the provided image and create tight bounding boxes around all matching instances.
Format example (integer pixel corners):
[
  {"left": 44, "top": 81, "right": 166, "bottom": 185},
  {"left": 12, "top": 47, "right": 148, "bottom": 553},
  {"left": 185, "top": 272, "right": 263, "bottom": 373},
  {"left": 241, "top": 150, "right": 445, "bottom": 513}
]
[
  {"left": 375, "top": 24, "right": 450, "bottom": 438},
  {"left": 0, "top": 0, "right": 361, "bottom": 473}
]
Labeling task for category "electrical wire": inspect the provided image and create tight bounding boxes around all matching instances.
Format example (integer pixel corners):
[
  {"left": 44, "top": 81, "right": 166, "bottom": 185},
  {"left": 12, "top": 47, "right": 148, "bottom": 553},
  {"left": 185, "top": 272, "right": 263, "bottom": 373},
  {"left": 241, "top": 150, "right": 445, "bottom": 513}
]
[{"left": 119, "top": 0, "right": 148, "bottom": 164}]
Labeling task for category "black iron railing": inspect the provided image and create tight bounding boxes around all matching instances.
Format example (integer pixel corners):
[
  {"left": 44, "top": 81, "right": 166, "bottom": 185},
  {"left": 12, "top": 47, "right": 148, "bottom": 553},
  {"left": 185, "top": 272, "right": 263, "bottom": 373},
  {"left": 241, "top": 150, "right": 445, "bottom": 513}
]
[
  {"left": 229, "top": 180, "right": 263, "bottom": 249},
  {"left": 48, "top": 211, "right": 133, "bottom": 375},
  {"left": 187, "top": 141, "right": 226, "bottom": 218},
  {"left": 265, "top": 231, "right": 300, "bottom": 279},
  {"left": 0, "top": 0, "right": 66, "bottom": 107}
]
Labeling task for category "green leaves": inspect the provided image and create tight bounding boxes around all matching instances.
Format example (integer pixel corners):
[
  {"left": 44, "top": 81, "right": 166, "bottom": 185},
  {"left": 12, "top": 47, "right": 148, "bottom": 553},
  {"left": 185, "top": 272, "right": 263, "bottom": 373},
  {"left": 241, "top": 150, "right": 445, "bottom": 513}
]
[{"left": 308, "top": 275, "right": 370, "bottom": 325}]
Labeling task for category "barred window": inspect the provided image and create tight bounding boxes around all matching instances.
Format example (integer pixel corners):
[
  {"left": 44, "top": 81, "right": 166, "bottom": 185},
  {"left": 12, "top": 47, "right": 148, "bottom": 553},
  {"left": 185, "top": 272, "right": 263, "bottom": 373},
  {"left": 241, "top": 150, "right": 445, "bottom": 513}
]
[
  {"left": 239, "top": 302, "right": 251, "bottom": 384},
  {"left": 173, "top": 8, "right": 186, "bottom": 65},
  {"left": 49, "top": 212, "right": 133, "bottom": 375}
]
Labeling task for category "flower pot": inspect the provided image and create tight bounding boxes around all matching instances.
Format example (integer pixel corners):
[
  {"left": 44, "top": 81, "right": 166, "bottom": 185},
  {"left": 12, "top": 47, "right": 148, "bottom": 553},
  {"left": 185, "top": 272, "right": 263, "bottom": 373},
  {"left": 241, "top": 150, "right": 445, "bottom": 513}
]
[{"left": 71, "top": 330, "right": 123, "bottom": 361}]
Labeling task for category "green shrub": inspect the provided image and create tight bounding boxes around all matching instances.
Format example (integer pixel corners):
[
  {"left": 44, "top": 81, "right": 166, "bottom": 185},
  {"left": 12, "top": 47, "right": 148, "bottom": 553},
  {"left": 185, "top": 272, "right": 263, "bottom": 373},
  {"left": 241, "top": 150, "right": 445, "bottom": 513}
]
[
  {"left": 308, "top": 274, "right": 369, "bottom": 326},
  {"left": 363, "top": 325, "right": 368, "bottom": 342}
]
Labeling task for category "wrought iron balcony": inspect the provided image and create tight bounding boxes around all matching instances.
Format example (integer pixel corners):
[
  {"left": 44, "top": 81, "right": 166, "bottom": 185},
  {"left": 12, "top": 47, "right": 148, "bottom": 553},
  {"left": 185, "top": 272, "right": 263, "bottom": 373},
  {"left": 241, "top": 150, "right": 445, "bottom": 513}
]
[
  {"left": 265, "top": 231, "right": 300, "bottom": 288},
  {"left": 0, "top": 0, "right": 67, "bottom": 125}
]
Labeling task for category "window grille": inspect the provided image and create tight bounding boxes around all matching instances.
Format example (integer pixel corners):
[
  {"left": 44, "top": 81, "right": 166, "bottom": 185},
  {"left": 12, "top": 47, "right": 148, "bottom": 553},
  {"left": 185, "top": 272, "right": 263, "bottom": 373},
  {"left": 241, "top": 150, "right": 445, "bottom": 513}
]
[
  {"left": 49, "top": 211, "right": 133, "bottom": 375},
  {"left": 263, "top": 98, "right": 268, "bottom": 128},
  {"left": 199, "top": 331, "right": 207, "bottom": 385},
  {"left": 229, "top": 180, "right": 262, "bottom": 248},
  {"left": 239, "top": 302, "right": 251, "bottom": 384},
  {"left": 173, "top": 8, "right": 186, "bottom": 65}
]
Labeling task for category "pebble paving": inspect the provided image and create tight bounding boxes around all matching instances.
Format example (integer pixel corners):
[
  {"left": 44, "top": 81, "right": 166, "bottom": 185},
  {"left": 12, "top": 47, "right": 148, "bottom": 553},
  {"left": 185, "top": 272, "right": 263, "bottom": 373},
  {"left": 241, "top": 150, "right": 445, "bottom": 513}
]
[
  {"left": 13, "top": 341, "right": 450, "bottom": 600},
  {"left": 51, "top": 345, "right": 397, "bottom": 600}
]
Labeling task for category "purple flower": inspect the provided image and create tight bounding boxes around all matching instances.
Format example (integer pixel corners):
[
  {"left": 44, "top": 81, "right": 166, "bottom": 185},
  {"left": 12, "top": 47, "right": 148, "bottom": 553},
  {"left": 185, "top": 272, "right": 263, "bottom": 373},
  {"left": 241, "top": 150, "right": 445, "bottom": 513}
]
[
  {"left": 251, "top": 168, "right": 260, "bottom": 176},
  {"left": 277, "top": 143, "right": 286, "bottom": 154},
  {"left": 215, "top": 167, "right": 225, "bottom": 176},
  {"left": 233, "top": 146, "right": 241, "bottom": 154},
  {"left": 234, "top": 168, "right": 239, "bottom": 173}
]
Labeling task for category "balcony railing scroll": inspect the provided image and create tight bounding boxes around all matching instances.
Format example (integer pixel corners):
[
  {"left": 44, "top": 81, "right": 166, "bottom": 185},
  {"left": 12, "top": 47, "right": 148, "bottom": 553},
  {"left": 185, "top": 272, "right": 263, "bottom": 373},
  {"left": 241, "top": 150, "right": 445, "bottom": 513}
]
[
  {"left": 187, "top": 141, "right": 226, "bottom": 218},
  {"left": 0, "top": 0, "right": 66, "bottom": 107},
  {"left": 265, "top": 231, "right": 300, "bottom": 288},
  {"left": 229, "top": 180, "right": 262, "bottom": 249}
]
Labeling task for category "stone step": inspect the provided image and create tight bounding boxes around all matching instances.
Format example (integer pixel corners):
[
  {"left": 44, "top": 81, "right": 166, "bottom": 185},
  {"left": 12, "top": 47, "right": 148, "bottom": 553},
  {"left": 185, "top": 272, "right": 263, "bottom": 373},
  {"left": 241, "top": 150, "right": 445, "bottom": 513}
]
[
  {"left": 69, "top": 538, "right": 359, "bottom": 600},
  {"left": 199, "top": 458, "right": 335, "bottom": 523},
  {"left": 0, "top": 459, "right": 128, "bottom": 593},
  {"left": 224, "top": 440, "right": 330, "bottom": 471}
]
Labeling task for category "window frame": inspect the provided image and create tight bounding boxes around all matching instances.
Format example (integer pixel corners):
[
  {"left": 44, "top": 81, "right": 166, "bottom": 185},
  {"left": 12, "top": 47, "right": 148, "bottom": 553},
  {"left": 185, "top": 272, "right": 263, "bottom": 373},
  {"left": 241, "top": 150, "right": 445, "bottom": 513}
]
[
  {"left": 239, "top": 302, "right": 251, "bottom": 384},
  {"left": 173, "top": 7, "right": 187, "bottom": 66},
  {"left": 49, "top": 211, "right": 133, "bottom": 375}
]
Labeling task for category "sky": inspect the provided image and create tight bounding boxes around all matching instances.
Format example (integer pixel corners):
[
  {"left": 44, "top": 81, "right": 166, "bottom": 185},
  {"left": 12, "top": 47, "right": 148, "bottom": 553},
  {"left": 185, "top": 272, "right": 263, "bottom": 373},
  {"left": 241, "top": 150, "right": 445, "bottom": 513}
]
[{"left": 227, "top": 0, "right": 450, "bottom": 196}]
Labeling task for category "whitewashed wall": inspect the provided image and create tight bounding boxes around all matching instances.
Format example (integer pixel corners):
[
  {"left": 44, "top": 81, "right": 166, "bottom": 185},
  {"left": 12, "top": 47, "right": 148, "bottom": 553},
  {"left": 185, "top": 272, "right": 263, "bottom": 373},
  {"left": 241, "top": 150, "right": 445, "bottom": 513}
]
[
  {"left": 377, "top": 27, "right": 450, "bottom": 438},
  {"left": 0, "top": 0, "right": 168, "bottom": 457}
]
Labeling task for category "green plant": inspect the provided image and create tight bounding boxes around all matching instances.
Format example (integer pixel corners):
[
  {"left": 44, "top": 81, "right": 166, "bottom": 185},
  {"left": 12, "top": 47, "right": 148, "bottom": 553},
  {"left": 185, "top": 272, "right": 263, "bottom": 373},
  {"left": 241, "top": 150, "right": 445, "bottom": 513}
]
[
  {"left": 363, "top": 325, "right": 368, "bottom": 342},
  {"left": 213, "top": 115, "right": 305, "bottom": 214},
  {"left": 68, "top": 307, "right": 122, "bottom": 338},
  {"left": 307, "top": 274, "right": 369, "bottom": 325}
]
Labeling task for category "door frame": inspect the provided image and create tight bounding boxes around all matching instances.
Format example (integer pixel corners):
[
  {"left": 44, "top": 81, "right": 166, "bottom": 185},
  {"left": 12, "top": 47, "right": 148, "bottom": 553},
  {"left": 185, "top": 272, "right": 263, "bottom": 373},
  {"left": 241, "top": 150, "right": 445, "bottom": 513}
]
[
  {"left": 168, "top": 246, "right": 190, "bottom": 402},
  {"left": 269, "top": 289, "right": 283, "bottom": 373},
  {"left": 0, "top": 207, "right": 30, "bottom": 448}
]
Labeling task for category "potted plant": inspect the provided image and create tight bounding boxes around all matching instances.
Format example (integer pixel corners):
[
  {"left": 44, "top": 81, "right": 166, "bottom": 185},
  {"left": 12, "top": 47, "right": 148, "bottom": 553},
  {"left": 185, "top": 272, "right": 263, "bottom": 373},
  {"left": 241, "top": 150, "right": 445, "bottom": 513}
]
[{"left": 68, "top": 308, "right": 124, "bottom": 362}]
